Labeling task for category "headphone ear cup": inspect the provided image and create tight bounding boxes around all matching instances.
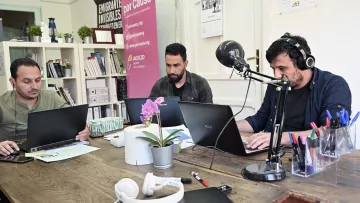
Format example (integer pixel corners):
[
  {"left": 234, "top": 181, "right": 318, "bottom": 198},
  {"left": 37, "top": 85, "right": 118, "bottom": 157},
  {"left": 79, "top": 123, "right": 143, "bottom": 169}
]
[
  {"left": 296, "top": 56, "right": 306, "bottom": 70},
  {"left": 305, "top": 55, "right": 315, "bottom": 69},
  {"left": 115, "top": 178, "right": 139, "bottom": 200}
]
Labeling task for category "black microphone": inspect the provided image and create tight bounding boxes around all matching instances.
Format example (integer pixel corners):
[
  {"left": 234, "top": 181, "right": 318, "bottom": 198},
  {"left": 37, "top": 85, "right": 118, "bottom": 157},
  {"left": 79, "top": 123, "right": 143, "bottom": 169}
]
[{"left": 215, "top": 40, "right": 249, "bottom": 72}]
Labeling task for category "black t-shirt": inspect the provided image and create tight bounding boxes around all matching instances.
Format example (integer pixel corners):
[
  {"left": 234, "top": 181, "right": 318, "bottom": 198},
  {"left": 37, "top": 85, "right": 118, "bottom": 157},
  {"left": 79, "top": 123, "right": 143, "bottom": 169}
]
[
  {"left": 172, "top": 83, "right": 185, "bottom": 98},
  {"left": 282, "top": 81, "right": 311, "bottom": 132}
]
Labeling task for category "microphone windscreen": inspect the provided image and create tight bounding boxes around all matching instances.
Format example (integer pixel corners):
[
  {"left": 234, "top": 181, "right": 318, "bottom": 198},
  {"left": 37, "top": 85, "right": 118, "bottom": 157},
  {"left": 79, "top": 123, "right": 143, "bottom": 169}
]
[{"left": 215, "top": 40, "right": 247, "bottom": 68}]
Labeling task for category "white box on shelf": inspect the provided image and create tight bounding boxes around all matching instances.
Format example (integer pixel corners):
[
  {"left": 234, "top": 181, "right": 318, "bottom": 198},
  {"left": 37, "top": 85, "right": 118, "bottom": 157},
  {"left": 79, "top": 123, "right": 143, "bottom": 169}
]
[
  {"left": 88, "top": 95, "right": 109, "bottom": 104},
  {"left": 95, "top": 87, "right": 108, "bottom": 95}
]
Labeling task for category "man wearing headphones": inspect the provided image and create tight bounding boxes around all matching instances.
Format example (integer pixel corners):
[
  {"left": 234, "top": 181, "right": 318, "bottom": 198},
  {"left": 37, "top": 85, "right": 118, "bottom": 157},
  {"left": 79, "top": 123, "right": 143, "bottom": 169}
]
[
  {"left": 0, "top": 58, "right": 89, "bottom": 156},
  {"left": 237, "top": 33, "right": 352, "bottom": 150}
]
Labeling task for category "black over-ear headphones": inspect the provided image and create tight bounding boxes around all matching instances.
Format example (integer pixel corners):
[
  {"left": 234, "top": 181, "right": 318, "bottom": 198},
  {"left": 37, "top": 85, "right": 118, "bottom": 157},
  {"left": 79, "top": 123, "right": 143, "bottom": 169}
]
[{"left": 277, "top": 34, "right": 315, "bottom": 70}]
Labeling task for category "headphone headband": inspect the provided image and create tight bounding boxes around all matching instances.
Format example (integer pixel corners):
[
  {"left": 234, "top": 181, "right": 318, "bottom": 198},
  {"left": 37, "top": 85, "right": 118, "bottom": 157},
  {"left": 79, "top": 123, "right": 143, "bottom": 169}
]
[{"left": 277, "top": 36, "right": 315, "bottom": 70}]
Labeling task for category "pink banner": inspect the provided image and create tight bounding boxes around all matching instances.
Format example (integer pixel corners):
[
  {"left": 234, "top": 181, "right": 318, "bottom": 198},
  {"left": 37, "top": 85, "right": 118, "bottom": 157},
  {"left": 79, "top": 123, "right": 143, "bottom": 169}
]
[{"left": 122, "top": 0, "right": 160, "bottom": 98}]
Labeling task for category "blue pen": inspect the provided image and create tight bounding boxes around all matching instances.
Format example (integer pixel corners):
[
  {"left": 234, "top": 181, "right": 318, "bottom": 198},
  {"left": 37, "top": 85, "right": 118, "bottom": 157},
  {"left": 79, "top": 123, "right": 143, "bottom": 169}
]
[
  {"left": 350, "top": 112, "right": 360, "bottom": 126},
  {"left": 326, "top": 110, "right": 332, "bottom": 120}
]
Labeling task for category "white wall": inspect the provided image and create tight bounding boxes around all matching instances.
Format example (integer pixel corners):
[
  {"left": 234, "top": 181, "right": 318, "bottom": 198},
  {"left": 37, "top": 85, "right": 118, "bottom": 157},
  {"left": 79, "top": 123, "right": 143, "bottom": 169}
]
[
  {"left": 69, "top": 0, "right": 176, "bottom": 76},
  {"left": 264, "top": 0, "right": 360, "bottom": 147},
  {"left": 70, "top": 0, "right": 97, "bottom": 42},
  {"left": 0, "top": 0, "right": 73, "bottom": 33}
]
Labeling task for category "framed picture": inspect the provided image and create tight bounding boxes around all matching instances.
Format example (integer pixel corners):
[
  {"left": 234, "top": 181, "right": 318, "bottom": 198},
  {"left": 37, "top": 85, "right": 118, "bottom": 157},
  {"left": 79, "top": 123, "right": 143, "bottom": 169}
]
[{"left": 92, "top": 28, "right": 115, "bottom": 44}]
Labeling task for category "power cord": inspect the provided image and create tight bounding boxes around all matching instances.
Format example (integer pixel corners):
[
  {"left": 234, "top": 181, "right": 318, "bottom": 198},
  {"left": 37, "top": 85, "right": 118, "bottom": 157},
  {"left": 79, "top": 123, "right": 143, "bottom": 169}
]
[{"left": 209, "top": 76, "right": 252, "bottom": 169}]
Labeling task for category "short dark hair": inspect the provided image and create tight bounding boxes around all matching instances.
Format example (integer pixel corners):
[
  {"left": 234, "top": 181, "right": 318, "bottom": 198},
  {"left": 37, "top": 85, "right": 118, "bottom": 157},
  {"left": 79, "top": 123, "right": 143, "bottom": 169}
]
[
  {"left": 10, "top": 57, "right": 41, "bottom": 79},
  {"left": 165, "top": 43, "right": 187, "bottom": 62},
  {"left": 266, "top": 33, "right": 311, "bottom": 68}
]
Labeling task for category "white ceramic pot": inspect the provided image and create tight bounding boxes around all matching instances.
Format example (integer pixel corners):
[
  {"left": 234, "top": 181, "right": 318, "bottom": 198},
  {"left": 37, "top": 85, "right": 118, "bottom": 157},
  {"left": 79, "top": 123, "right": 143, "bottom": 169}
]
[
  {"left": 57, "top": 38, "right": 64, "bottom": 43},
  {"left": 64, "top": 69, "right": 71, "bottom": 77},
  {"left": 31, "top": 36, "right": 41, "bottom": 42},
  {"left": 65, "top": 37, "right": 73, "bottom": 43},
  {"left": 83, "top": 36, "right": 92, "bottom": 44}
]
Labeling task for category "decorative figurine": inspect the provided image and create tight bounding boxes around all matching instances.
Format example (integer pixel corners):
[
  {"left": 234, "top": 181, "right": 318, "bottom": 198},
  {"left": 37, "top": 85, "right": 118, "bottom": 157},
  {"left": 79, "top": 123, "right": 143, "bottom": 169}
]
[
  {"left": 40, "top": 22, "right": 51, "bottom": 43},
  {"left": 23, "top": 21, "right": 30, "bottom": 41},
  {"left": 48, "top": 18, "right": 58, "bottom": 43}
]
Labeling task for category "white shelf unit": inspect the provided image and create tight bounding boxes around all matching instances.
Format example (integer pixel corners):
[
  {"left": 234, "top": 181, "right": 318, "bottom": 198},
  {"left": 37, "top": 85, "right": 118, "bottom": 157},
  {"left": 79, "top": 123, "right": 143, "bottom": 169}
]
[
  {"left": 0, "top": 42, "right": 82, "bottom": 105},
  {"left": 78, "top": 44, "right": 126, "bottom": 117}
]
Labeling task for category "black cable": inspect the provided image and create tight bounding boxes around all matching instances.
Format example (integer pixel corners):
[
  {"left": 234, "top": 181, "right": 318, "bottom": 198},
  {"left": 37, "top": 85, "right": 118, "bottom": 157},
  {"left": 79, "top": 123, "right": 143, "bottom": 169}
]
[{"left": 209, "top": 76, "right": 252, "bottom": 170}]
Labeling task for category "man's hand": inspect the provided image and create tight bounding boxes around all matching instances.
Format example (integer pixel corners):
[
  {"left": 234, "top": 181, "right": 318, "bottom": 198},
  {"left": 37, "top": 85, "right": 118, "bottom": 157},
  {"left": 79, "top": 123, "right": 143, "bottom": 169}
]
[
  {"left": 247, "top": 132, "right": 271, "bottom": 149},
  {"left": 0, "top": 141, "right": 20, "bottom": 156},
  {"left": 247, "top": 131, "right": 292, "bottom": 149},
  {"left": 76, "top": 126, "right": 90, "bottom": 141}
]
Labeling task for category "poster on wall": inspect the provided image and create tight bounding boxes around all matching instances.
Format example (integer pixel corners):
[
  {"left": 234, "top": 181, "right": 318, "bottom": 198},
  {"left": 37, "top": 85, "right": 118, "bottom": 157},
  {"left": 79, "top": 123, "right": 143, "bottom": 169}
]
[
  {"left": 122, "top": 0, "right": 160, "bottom": 98},
  {"left": 279, "top": 0, "right": 318, "bottom": 14},
  {"left": 200, "top": 0, "right": 223, "bottom": 38},
  {"left": 94, "top": 0, "right": 123, "bottom": 34}
]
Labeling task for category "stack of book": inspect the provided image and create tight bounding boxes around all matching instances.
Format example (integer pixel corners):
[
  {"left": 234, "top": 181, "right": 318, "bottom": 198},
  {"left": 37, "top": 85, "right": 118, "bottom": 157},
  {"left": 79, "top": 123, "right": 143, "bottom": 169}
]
[
  {"left": 84, "top": 52, "right": 106, "bottom": 76},
  {"left": 116, "top": 77, "right": 127, "bottom": 101},
  {"left": 109, "top": 49, "right": 124, "bottom": 74},
  {"left": 47, "top": 60, "right": 65, "bottom": 78},
  {"left": 48, "top": 84, "right": 75, "bottom": 106}
]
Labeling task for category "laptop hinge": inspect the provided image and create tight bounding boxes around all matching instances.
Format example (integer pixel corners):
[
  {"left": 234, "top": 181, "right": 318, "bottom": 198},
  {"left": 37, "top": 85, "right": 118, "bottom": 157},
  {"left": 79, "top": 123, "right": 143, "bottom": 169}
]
[{"left": 30, "top": 139, "right": 76, "bottom": 152}]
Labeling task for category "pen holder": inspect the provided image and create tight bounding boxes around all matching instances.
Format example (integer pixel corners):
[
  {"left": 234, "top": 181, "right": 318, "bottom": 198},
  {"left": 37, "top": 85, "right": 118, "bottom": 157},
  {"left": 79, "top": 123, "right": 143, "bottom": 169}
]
[
  {"left": 291, "top": 137, "right": 339, "bottom": 178},
  {"left": 292, "top": 137, "right": 322, "bottom": 177},
  {"left": 320, "top": 124, "right": 356, "bottom": 158}
]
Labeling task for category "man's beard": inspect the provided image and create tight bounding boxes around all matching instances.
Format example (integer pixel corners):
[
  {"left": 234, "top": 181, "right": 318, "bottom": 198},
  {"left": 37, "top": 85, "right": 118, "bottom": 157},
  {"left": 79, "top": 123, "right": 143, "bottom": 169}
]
[
  {"left": 290, "top": 70, "right": 303, "bottom": 88},
  {"left": 167, "top": 69, "right": 185, "bottom": 84}
]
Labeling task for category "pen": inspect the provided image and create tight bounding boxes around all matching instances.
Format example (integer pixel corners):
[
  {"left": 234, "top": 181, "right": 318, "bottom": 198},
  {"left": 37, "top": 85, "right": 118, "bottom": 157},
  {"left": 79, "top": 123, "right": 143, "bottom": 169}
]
[
  {"left": 289, "top": 132, "right": 305, "bottom": 171},
  {"left": 326, "top": 110, "right": 332, "bottom": 120},
  {"left": 310, "top": 122, "right": 320, "bottom": 137},
  {"left": 326, "top": 118, "right": 330, "bottom": 127},
  {"left": 350, "top": 112, "right": 360, "bottom": 126},
  {"left": 191, "top": 171, "right": 208, "bottom": 187}
]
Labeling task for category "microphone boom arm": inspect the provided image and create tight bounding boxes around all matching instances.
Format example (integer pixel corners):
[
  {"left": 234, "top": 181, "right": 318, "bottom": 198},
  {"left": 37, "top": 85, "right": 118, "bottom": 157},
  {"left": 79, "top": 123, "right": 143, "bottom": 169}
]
[{"left": 235, "top": 64, "right": 290, "bottom": 182}]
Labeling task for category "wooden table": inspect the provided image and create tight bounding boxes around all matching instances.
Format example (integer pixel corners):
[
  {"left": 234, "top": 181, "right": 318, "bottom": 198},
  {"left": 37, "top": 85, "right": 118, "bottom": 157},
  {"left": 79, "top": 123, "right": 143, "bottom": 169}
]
[
  {"left": 174, "top": 141, "right": 360, "bottom": 203},
  {"left": 0, "top": 137, "right": 359, "bottom": 203},
  {"left": 0, "top": 138, "right": 290, "bottom": 203}
]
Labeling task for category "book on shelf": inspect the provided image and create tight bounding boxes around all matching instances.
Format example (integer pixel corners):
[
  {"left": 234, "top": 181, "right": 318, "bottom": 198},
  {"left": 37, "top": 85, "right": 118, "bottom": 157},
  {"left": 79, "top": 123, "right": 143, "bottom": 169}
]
[
  {"left": 87, "top": 106, "right": 115, "bottom": 122},
  {"left": 48, "top": 84, "right": 76, "bottom": 106},
  {"left": 115, "top": 77, "right": 127, "bottom": 101},
  {"left": 109, "top": 49, "right": 124, "bottom": 75},
  {"left": 47, "top": 60, "right": 64, "bottom": 78},
  {"left": 26, "top": 53, "right": 40, "bottom": 65},
  {"left": 84, "top": 52, "right": 106, "bottom": 76}
]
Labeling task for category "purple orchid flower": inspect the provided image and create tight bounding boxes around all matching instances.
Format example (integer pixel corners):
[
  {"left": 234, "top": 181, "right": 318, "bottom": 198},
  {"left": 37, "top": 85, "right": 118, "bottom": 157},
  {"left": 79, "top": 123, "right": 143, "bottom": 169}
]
[
  {"left": 141, "top": 99, "right": 159, "bottom": 116},
  {"left": 154, "top": 97, "right": 166, "bottom": 106}
]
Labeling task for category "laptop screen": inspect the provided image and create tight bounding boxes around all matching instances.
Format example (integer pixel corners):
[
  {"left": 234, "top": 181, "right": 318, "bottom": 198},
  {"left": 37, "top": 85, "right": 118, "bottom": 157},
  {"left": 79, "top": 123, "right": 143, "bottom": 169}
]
[
  {"left": 26, "top": 104, "right": 88, "bottom": 150},
  {"left": 178, "top": 102, "right": 247, "bottom": 156},
  {"left": 124, "top": 97, "right": 185, "bottom": 127}
]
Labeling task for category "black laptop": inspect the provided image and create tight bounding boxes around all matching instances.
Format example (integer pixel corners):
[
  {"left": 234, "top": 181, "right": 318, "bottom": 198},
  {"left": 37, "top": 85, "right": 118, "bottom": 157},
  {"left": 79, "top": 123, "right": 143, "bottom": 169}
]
[
  {"left": 178, "top": 101, "right": 267, "bottom": 156},
  {"left": 18, "top": 104, "right": 88, "bottom": 152},
  {"left": 124, "top": 97, "right": 185, "bottom": 127}
]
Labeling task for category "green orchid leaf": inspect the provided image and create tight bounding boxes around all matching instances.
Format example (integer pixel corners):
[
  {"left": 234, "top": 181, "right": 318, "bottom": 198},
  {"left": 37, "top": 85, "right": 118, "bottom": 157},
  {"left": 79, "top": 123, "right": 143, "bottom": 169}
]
[
  {"left": 168, "top": 129, "right": 184, "bottom": 138},
  {"left": 177, "top": 141, "right": 183, "bottom": 153},
  {"left": 162, "top": 135, "right": 180, "bottom": 146},
  {"left": 142, "top": 131, "right": 161, "bottom": 143},
  {"left": 163, "top": 129, "right": 183, "bottom": 144},
  {"left": 136, "top": 137, "right": 160, "bottom": 146}
]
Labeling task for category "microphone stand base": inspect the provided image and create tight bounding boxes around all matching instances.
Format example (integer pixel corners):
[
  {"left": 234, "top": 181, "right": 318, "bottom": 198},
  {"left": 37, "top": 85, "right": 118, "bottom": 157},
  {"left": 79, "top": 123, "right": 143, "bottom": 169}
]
[{"left": 242, "top": 162, "right": 286, "bottom": 182}]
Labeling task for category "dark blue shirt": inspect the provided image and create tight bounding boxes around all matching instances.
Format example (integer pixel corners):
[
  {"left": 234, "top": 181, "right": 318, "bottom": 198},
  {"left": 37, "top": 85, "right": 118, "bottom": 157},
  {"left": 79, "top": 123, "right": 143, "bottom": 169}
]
[{"left": 245, "top": 67, "right": 352, "bottom": 133}]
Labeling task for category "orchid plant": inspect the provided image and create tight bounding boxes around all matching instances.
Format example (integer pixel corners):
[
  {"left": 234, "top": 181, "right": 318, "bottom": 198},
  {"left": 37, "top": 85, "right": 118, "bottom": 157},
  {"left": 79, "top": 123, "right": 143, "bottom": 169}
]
[{"left": 136, "top": 97, "right": 183, "bottom": 148}]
